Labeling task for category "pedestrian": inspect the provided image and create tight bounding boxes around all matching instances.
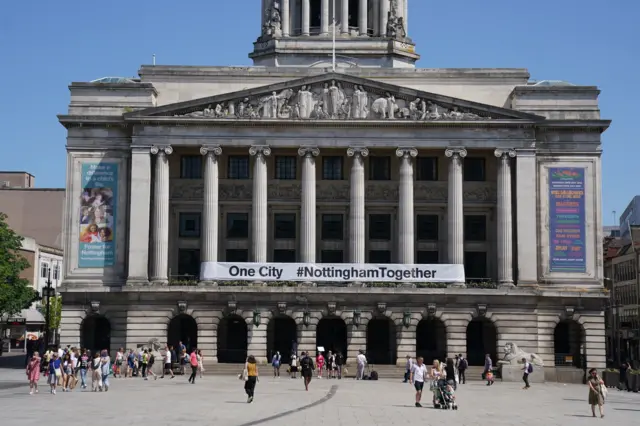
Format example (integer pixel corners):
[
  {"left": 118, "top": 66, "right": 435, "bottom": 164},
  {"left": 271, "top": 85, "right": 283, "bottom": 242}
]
[
  {"left": 147, "top": 350, "right": 157, "bottom": 380},
  {"left": 445, "top": 358, "right": 457, "bottom": 390},
  {"left": 587, "top": 368, "right": 606, "bottom": 418},
  {"left": 619, "top": 361, "right": 630, "bottom": 391},
  {"left": 289, "top": 352, "right": 298, "bottom": 379},
  {"left": 483, "top": 354, "right": 493, "bottom": 386},
  {"left": 356, "top": 350, "right": 367, "bottom": 380},
  {"left": 403, "top": 355, "right": 414, "bottom": 383},
  {"left": 244, "top": 355, "right": 259, "bottom": 403},
  {"left": 457, "top": 354, "right": 467, "bottom": 384},
  {"left": 300, "top": 351, "right": 315, "bottom": 391},
  {"left": 26, "top": 351, "right": 40, "bottom": 395},
  {"left": 410, "top": 356, "right": 428, "bottom": 407},
  {"left": 188, "top": 348, "right": 198, "bottom": 384},
  {"left": 272, "top": 351, "right": 281, "bottom": 377},
  {"left": 100, "top": 349, "right": 111, "bottom": 391},
  {"left": 162, "top": 345, "right": 175, "bottom": 379},
  {"left": 77, "top": 350, "right": 89, "bottom": 389},
  {"left": 335, "top": 351, "right": 344, "bottom": 379},
  {"left": 327, "top": 351, "right": 336, "bottom": 379},
  {"left": 316, "top": 352, "right": 325, "bottom": 379},
  {"left": 115, "top": 348, "right": 124, "bottom": 378},
  {"left": 91, "top": 352, "right": 102, "bottom": 391},
  {"left": 141, "top": 349, "right": 149, "bottom": 379},
  {"left": 62, "top": 352, "right": 73, "bottom": 392},
  {"left": 197, "top": 349, "right": 204, "bottom": 378},
  {"left": 521, "top": 357, "right": 532, "bottom": 389},
  {"left": 181, "top": 349, "right": 189, "bottom": 375},
  {"left": 48, "top": 352, "right": 62, "bottom": 395}
]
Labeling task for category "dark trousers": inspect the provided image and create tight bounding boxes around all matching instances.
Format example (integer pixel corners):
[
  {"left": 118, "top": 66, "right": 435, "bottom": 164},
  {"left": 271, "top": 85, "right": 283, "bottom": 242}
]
[
  {"left": 188, "top": 366, "right": 197, "bottom": 383},
  {"left": 244, "top": 376, "right": 257, "bottom": 397},
  {"left": 403, "top": 370, "right": 410, "bottom": 382},
  {"left": 141, "top": 364, "right": 147, "bottom": 377},
  {"left": 523, "top": 373, "right": 530, "bottom": 388},
  {"left": 458, "top": 369, "right": 466, "bottom": 384}
]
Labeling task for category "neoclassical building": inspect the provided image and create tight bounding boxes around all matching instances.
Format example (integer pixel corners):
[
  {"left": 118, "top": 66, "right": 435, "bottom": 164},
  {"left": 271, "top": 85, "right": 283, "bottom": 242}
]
[{"left": 58, "top": 0, "right": 609, "bottom": 379}]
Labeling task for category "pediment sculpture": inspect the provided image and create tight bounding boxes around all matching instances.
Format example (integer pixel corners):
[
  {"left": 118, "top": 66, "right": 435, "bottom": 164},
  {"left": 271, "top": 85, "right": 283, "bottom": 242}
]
[
  {"left": 175, "top": 79, "right": 489, "bottom": 122},
  {"left": 262, "top": 0, "right": 282, "bottom": 38}
]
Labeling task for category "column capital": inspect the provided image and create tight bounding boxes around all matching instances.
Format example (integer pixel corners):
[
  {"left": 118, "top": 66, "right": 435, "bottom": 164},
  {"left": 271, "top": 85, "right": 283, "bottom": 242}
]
[
  {"left": 395, "top": 147, "right": 418, "bottom": 158},
  {"left": 494, "top": 149, "right": 517, "bottom": 159},
  {"left": 347, "top": 147, "right": 369, "bottom": 158},
  {"left": 445, "top": 148, "right": 467, "bottom": 159},
  {"left": 200, "top": 145, "right": 222, "bottom": 156},
  {"left": 249, "top": 145, "right": 271, "bottom": 157},
  {"left": 298, "top": 146, "right": 320, "bottom": 158},
  {"left": 150, "top": 145, "right": 173, "bottom": 155}
]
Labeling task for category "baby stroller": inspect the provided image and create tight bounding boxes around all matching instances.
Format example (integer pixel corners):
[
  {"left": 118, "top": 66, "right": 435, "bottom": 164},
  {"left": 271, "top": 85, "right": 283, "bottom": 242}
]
[{"left": 432, "top": 379, "right": 458, "bottom": 410}]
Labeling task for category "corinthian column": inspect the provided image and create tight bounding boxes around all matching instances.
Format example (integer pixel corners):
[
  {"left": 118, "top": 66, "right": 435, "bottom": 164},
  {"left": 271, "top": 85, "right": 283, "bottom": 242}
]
[
  {"left": 282, "top": 0, "right": 290, "bottom": 36},
  {"left": 359, "top": 0, "right": 368, "bottom": 35},
  {"left": 445, "top": 148, "right": 466, "bottom": 287},
  {"left": 380, "top": 0, "right": 389, "bottom": 36},
  {"left": 150, "top": 145, "right": 173, "bottom": 284},
  {"left": 348, "top": 147, "right": 368, "bottom": 263},
  {"left": 321, "top": 0, "right": 329, "bottom": 35},
  {"left": 200, "top": 145, "right": 222, "bottom": 277},
  {"left": 396, "top": 147, "right": 418, "bottom": 264},
  {"left": 495, "top": 149, "right": 516, "bottom": 288},
  {"left": 299, "top": 147, "right": 320, "bottom": 263},
  {"left": 250, "top": 146, "right": 271, "bottom": 263},
  {"left": 341, "top": 0, "right": 349, "bottom": 34},
  {"left": 302, "top": 0, "right": 310, "bottom": 36}
]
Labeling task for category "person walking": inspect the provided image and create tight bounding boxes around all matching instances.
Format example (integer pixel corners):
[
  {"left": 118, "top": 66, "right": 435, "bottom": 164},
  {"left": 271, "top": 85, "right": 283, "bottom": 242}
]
[
  {"left": 445, "top": 358, "right": 457, "bottom": 390},
  {"left": 100, "top": 350, "right": 111, "bottom": 391},
  {"left": 197, "top": 350, "right": 204, "bottom": 378},
  {"left": 335, "top": 351, "right": 344, "bottom": 379},
  {"left": 316, "top": 352, "right": 325, "bottom": 379},
  {"left": 244, "top": 355, "right": 259, "bottom": 403},
  {"left": 141, "top": 349, "right": 149, "bottom": 379},
  {"left": 26, "top": 352, "right": 40, "bottom": 395},
  {"left": 77, "top": 350, "right": 89, "bottom": 389},
  {"left": 300, "top": 351, "right": 315, "bottom": 391},
  {"left": 457, "top": 354, "right": 467, "bottom": 384},
  {"left": 521, "top": 357, "right": 532, "bottom": 389},
  {"left": 48, "top": 352, "right": 62, "bottom": 395},
  {"left": 272, "top": 351, "right": 281, "bottom": 378},
  {"left": 91, "top": 352, "right": 102, "bottom": 391},
  {"left": 115, "top": 348, "right": 124, "bottom": 378},
  {"left": 410, "top": 356, "right": 428, "bottom": 407},
  {"left": 483, "top": 354, "right": 493, "bottom": 386},
  {"left": 356, "top": 350, "right": 367, "bottom": 380},
  {"left": 187, "top": 348, "right": 198, "bottom": 384},
  {"left": 289, "top": 352, "right": 298, "bottom": 379},
  {"left": 587, "top": 368, "right": 606, "bottom": 418},
  {"left": 147, "top": 350, "right": 157, "bottom": 380},
  {"left": 161, "top": 345, "right": 175, "bottom": 379},
  {"left": 403, "top": 355, "right": 414, "bottom": 383}
]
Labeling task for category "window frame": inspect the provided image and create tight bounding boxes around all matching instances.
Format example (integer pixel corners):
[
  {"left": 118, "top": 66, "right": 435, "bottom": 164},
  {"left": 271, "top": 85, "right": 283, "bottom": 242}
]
[
  {"left": 322, "top": 156, "right": 344, "bottom": 180},
  {"left": 226, "top": 212, "right": 249, "bottom": 239},
  {"left": 463, "top": 157, "right": 486, "bottom": 182},
  {"left": 274, "top": 156, "right": 297, "bottom": 180},
  {"left": 321, "top": 213, "right": 344, "bottom": 241},
  {"left": 368, "top": 156, "right": 391, "bottom": 181},
  {"left": 368, "top": 213, "right": 392, "bottom": 241},
  {"left": 178, "top": 212, "right": 202, "bottom": 238},
  {"left": 180, "top": 155, "right": 203, "bottom": 179},
  {"left": 228, "top": 155, "right": 250, "bottom": 179},
  {"left": 416, "top": 157, "right": 438, "bottom": 181},
  {"left": 273, "top": 213, "right": 297, "bottom": 240}
]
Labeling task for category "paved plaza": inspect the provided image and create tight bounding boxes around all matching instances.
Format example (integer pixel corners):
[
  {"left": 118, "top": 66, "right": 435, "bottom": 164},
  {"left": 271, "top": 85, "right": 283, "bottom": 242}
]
[{"left": 0, "top": 360, "right": 638, "bottom": 426}]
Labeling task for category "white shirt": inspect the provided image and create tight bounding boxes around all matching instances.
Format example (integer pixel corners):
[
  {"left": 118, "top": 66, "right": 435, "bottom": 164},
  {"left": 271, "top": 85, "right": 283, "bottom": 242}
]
[
  {"left": 57, "top": 348, "right": 64, "bottom": 358},
  {"left": 291, "top": 355, "right": 297, "bottom": 367},
  {"left": 165, "top": 350, "right": 172, "bottom": 364},
  {"left": 70, "top": 353, "right": 78, "bottom": 368},
  {"left": 523, "top": 361, "right": 531, "bottom": 374},
  {"left": 412, "top": 364, "right": 428, "bottom": 382},
  {"left": 356, "top": 353, "right": 367, "bottom": 365}
]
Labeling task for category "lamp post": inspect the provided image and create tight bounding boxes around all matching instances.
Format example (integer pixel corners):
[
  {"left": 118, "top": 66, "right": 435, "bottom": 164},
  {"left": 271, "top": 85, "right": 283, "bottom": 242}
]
[
  {"left": 42, "top": 269, "right": 55, "bottom": 348},
  {"left": 605, "top": 276, "right": 620, "bottom": 366}
]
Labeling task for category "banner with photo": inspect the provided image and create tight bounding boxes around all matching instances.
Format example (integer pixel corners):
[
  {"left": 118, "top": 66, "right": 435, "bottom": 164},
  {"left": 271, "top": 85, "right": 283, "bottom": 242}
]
[{"left": 78, "top": 163, "right": 118, "bottom": 268}]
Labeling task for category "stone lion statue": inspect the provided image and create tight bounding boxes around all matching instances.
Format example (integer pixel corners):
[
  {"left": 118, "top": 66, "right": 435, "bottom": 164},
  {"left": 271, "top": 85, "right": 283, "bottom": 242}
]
[{"left": 497, "top": 342, "right": 544, "bottom": 367}]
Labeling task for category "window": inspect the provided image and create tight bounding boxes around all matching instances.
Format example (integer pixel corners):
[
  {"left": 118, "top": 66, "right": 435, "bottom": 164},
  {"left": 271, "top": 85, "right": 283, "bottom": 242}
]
[
  {"left": 178, "top": 249, "right": 200, "bottom": 278},
  {"left": 228, "top": 156, "right": 250, "bottom": 179},
  {"left": 322, "top": 214, "right": 344, "bottom": 240},
  {"left": 226, "top": 249, "right": 248, "bottom": 262},
  {"left": 416, "top": 157, "right": 438, "bottom": 181},
  {"left": 274, "top": 213, "right": 296, "bottom": 239},
  {"left": 275, "top": 156, "right": 297, "bottom": 180},
  {"left": 227, "top": 213, "right": 249, "bottom": 238},
  {"left": 369, "top": 157, "right": 391, "bottom": 180},
  {"left": 180, "top": 156, "right": 203, "bottom": 179},
  {"left": 416, "top": 215, "right": 439, "bottom": 241},
  {"left": 464, "top": 157, "right": 486, "bottom": 182},
  {"left": 417, "top": 251, "right": 439, "bottom": 264},
  {"left": 53, "top": 264, "right": 60, "bottom": 280},
  {"left": 321, "top": 250, "right": 343, "bottom": 263},
  {"left": 322, "top": 157, "right": 343, "bottom": 180},
  {"left": 464, "top": 251, "right": 487, "bottom": 279},
  {"left": 369, "top": 250, "right": 391, "bottom": 263},
  {"left": 464, "top": 215, "right": 487, "bottom": 241},
  {"left": 40, "top": 263, "right": 49, "bottom": 278},
  {"left": 273, "top": 249, "right": 296, "bottom": 262},
  {"left": 179, "top": 213, "right": 201, "bottom": 238},
  {"left": 369, "top": 214, "right": 391, "bottom": 241}
]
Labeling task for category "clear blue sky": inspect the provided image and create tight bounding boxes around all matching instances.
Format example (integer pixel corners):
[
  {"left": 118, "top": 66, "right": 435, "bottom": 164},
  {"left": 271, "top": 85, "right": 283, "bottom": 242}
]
[{"left": 1, "top": 0, "right": 637, "bottom": 225}]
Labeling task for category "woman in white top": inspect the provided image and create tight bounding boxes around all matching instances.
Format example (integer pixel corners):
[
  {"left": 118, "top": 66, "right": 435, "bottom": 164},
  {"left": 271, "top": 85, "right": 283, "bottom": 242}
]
[{"left": 290, "top": 353, "right": 298, "bottom": 379}]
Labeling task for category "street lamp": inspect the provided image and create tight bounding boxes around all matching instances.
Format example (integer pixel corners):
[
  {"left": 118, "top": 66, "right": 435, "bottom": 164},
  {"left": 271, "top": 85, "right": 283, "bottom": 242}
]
[{"left": 41, "top": 269, "right": 55, "bottom": 348}]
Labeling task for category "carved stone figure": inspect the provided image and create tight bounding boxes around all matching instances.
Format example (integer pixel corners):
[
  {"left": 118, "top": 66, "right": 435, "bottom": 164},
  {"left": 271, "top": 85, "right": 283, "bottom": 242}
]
[
  {"left": 409, "top": 98, "right": 427, "bottom": 120},
  {"left": 263, "top": 0, "right": 282, "bottom": 37},
  {"left": 371, "top": 93, "right": 398, "bottom": 119},
  {"left": 328, "top": 80, "right": 345, "bottom": 118},
  {"left": 322, "top": 83, "right": 330, "bottom": 115},
  {"left": 351, "top": 85, "right": 369, "bottom": 119},
  {"left": 498, "top": 342, "right": 545, "bottom": 366},
  {"left": 310, "top": 102, "right": 329, "bottom": 119},
  {"left": 386, "top": 0, "right": 406, "bottom": 39},
  {"left": 297, "top": 85, "right": 313, "bottom": 119}
]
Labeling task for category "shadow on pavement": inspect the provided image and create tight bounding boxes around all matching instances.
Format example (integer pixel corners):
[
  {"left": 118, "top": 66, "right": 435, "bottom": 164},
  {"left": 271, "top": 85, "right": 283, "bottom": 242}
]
[{"left": 0, "top": 354, "right": 27, "bottom": 370}]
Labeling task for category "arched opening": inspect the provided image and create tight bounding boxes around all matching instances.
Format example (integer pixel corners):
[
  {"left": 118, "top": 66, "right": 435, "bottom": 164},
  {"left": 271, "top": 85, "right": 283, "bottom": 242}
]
[
  {"left": 416, "top": 318, "right": 447, "bottom": 364},
  {"left": 217, "top": 315, "right": 248, "bottom": 363},
  {"left": 167, "top": 314, "right": 198, "bottom": 352},
  {"left": 366, "top": 317, "right": 397, "bottom": 365},
  {"left": 554, "top": 319, "right": 585, "bottom": 369},
  {"left": 81, "top": 315, "right": 111, "bottom": 354},
  {"left": 316, "top": 317, "right": 348, "bottom": 360},
  {"left": 267, "top": 316, "right": 297, "bottom": 364},
  {"left": 466, "top": 318, "right": 497, "bottom": 366}
]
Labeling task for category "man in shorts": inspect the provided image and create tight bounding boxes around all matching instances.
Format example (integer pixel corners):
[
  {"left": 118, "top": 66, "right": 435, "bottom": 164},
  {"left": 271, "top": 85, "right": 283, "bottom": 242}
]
[
  {"left": 410, "top": 356, "right": 428, "bottom": 407},
  {"left": 161, "top": 344, "right": 174, "bottom": 379},
  {"left": 300, "top": 351, "right": 315, "bottom": 391}
]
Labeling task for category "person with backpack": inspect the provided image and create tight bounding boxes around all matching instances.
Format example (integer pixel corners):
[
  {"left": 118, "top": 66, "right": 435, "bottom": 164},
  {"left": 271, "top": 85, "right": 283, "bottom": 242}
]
[
  {"left": 147, "top": 351, "right": 157, "bottom": 380},
  {"left": 522, "top": 357, "right": 533, "bottom": 389},
  {"left": 300, "top": 351, "right": 315, "bottom": 391},
  {"left": 335, "top": 352, "right": 344, "bottom": 379},
  {"left": 457, "top": 354, "right": 467, "bottom": 385}
]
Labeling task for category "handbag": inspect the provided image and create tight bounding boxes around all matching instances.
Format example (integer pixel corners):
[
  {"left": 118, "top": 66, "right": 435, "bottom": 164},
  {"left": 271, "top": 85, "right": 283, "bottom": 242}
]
[
  {"left": 238, "top": 362, "right": 248, "bottom": 381},
  {"left": 54, "top": 368, "right": 62, "bottom": 378}
]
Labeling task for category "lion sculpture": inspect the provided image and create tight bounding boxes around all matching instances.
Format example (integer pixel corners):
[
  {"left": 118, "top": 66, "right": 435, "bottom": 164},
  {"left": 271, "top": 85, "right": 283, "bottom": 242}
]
[{"left": 498, "top": 342, "right": 544, "bottom": 367}]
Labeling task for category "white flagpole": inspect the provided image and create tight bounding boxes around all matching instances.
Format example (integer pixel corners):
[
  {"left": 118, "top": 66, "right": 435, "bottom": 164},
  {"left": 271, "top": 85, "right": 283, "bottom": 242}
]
[{"left": 332, "top": 0, "right": 336, "bottom": 71}]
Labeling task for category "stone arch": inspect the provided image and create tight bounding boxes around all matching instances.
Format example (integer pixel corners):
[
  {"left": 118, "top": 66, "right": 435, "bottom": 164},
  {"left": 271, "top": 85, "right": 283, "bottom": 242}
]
[
  {"left": 81, "top": 314, "right": 111, "bottom": 354},
  {"left": 416, "top": 316, "right": 448, "bottom": 364},
  {"left": 466, "top": 314, "right": 498, "bottom": 366},
  {"left": 218, "top": 313, "right": 248, "bottom": 363},
  {"left": 267, "top": 314, "right": 297, "bottom": 364},
  {"left": 167, "top": 314, "right": 198, "bottom": 352},
  {"left": 316, "top": 315, "right": 348, "bottom": 358},
  {"left": 366, "top": 314, "right": 397, "bottom": 365},
  {"left": 553, "top": 317, "right": 586, "bottom": 369}
]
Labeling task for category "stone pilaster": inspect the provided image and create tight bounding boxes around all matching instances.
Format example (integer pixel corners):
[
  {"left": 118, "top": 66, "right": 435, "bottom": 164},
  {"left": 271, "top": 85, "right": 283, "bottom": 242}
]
[
  {"left": 380, "top": 0, "right": 389, "bottom": 35},
  {"left": 396, "top": 148, "right": 418, "bottom": 264},
  {"left": 445, "top": 148, "right": 466, "bottom": 287},
  {"left": 341, "top": 0, "right": 349, "bottom": 34},
  {"left": 200, "top": 145, "right": 222, "bottom": 275},
  {"left": 396, "top": 324, "right": 417, "bottom": 365},
  {"left": 299, "top": 147, "right": 319, "bottom": 263},
  {"left": 126, "top": 147, "right": 152, "bottom": 285},
  {"left": 249, "top": 146, "right": 271, "bottom": 263},
  {"left": 321, "top": 0, "right": 329, "bottom": 35},
  {"left": 150, "top": 145, "right": 172, "bottom": 284},
  {"left": 247, "top": 321, "right": 268, "bottom": 363},
  {"left": 515, "top": 149, "right": 538, "bottom": 285},
  {"left": 494, "top": 149, "right": 516, "bottom": 288},
  {"left": 297, "top": 322, "right": 317, "bottom": 356},
  {"left": 404, "top": 0, "right": 409, "bottom": 34},
  {"left": 282, "top": 0, "right": 290, "bottom": 36},
  {"left": 359, "top": 0, "right": 368, "bottom": 35},
  {"left": 347, "top": 321, "right": 367, "bottom": 364},
  {"left": 347, "top": 147, "right": 368, "bottom": 263},
  {"left": 302, "top": 0, "right": 310, "bottom": 36}
]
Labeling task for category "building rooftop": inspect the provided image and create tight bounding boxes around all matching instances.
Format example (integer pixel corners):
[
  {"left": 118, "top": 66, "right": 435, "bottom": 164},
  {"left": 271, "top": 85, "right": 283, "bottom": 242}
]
[{"left": 90, "top": 76, "right": 139, "bottom": 84}]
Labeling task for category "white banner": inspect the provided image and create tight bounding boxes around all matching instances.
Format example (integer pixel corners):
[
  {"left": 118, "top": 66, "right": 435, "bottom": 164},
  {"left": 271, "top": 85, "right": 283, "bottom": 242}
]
[{"left": 201, "top": 262, "right": 465, "bottom": 283}]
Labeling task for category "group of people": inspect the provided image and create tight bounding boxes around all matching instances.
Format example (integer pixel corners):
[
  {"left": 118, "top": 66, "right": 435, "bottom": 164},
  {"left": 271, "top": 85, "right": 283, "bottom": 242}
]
[{"left": 273, "top": 350, "right": 346, "bottom": 380}]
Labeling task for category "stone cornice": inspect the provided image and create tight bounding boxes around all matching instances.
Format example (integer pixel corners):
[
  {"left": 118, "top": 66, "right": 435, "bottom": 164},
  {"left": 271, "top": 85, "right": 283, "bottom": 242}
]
[{"left": 537, "top": 119, "right": 611, "bottom": 133}]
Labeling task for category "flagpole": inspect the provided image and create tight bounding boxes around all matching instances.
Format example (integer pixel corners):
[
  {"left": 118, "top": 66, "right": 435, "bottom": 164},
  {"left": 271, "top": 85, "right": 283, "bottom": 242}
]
[{"left": 332, "top": 0, "right": 336, "bottom": 71}]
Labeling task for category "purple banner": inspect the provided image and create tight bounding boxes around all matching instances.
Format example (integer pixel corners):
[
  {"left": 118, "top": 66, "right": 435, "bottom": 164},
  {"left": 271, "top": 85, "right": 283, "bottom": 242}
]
[{"left": 548, "top": 167, "right": 586, "bottom": 273}]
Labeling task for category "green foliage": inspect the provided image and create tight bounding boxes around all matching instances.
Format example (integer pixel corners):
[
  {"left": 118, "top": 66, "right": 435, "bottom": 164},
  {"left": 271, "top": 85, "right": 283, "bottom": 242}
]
[
  {"left": 37, "top": 295, "right": 62, "bottom": 330},
  {"left": 0, "top": 212, "right": 38, "bottom": 318}
]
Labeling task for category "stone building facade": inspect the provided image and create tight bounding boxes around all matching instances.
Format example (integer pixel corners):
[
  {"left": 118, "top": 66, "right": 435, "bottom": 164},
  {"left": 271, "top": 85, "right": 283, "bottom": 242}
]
[{"left": 57, "top": 0, "right": 609, "bottom": 378}]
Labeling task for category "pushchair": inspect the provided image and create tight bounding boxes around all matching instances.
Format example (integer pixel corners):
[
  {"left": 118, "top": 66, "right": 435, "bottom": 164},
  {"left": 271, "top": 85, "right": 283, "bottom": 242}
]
[{"left": 431, "top": 379, "right": 458, "bottom": 410}]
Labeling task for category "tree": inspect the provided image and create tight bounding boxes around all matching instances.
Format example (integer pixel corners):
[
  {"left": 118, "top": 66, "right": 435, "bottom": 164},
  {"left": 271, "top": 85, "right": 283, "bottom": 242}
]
[
  {"left": 0, "top": 212, "right": 38, "bottom": 318},
  {"left": 38, "top": 295, "right": 62, "bottom": 331}
]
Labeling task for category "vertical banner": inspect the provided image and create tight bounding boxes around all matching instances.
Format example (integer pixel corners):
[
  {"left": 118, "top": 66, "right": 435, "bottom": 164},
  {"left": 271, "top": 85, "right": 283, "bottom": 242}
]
[
  {"left": 78, "top": 163, "right": 118, "bottom": 267},
  {"left": 548, "top": 167, "right": 586, "bottom": 273}
]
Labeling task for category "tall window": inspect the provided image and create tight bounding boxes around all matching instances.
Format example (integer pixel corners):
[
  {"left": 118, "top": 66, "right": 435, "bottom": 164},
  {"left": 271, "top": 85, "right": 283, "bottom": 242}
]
[
  {"left": 321, "top": 250, "right": 344, "bottom": 263},
  {"left": 322, "top": 214, "right": 344, "bottom": 240},
  {"left": 464, "top": 215, "right": 487, "bottom": 241},
  {"left": 416, "top": 215, "right": 439, "bottom": 241},
  {"left": 274, "top": 213, "right": 296, "bottom": 239},
  {"left": 53, "top": 264, "right": 60, "bottom": 280},
  {"left": 180, "top": 156, "right": 203, "bottom": 179},
  {"left": 275, "top": 156, "right": 297, "bottom": 180},
  {"left": 368, "top": 214, "right": 391, "bottom": 240},
  {"left": 369, "top": 157, "right": 391, "bottom": 180},
  {"left": 226, "top": 249, "right": 248, "bottom": 262},
  {"left": 463, "top": 158, "right": 486, "bottom": 182},
  {"left": 273, "top": 249, "right": 296, "bottom": 262},
  {"left": 416, "top": 157, "right": 438, "bottom": 181},
  {"left": 179, "top": 213, "right": 201, "bottom": 238},
  {"left": 227, "top": 213, "right": 249, "bottom": 238},
  {"left": 40, "top": 263, "right": 49, "bottom": 278},
  {"left": 322, "top": 157, "right": 343, "bottom": 180},
  {"left": 464, "top": 251, "right": 487, "bottom": 278},
  {"left": 178, "top": 249, "right": 200, "bottom": 278},
  {"left": 228, "top": 156, "right": 250, "bottom": 179}
]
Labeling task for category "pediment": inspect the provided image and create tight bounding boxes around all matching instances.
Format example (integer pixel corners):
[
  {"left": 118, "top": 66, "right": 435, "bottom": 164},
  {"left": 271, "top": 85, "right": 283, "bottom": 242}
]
[{"left": 125, "top": 72, "right": 544, "bottom": 123}]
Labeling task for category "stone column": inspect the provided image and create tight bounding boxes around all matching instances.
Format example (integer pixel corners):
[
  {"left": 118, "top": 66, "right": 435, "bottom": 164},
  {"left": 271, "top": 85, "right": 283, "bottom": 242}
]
[
  {"left": 150, "top": 145, "right": 173, "bottom": 284},
  {"left": 372, "top": 0, "right": 379, "bottom": 35},
  {"left": 359, "top": 0, "right": 368, "bottom": 35},
  {"left": 127, "top": 147, "right": 152, "bottom": 285},
  {"left": 347, "top": 147, "right": 368, "bottom": 263},
  {"left": 250, "top": 146, "right": 271, "bottom": 263},
  {"left": 321, "top": 0, "right": 329, "bottom": 35},
  {"left": 246, "top": 319, "right": 268, "bottom": 363},
  {"left": 515, "top": 149, "right": 538, "bottom": 285},
  {"left": 445, "top": 148, "right": 466, "bottom": 287},
  {"left": 297, "top": 322, "right": 317, "bottom": 356},
  {"left": 396, "top": 147, "right": 417, "bottom": 264},
  {"left": 495, "top": 149, "right": 516, "bottom": 288},
  {"left": 380, "top": 0, "right": 389, "bottom": 36},
  {"left": 200, "top": 145, "right": 222, "bottom": 276},
  {"left": 396, "top": 324, "right": 417, "bottom": 365},
  {"left": 341, "top": 0, "right": 349, "bottom": 34},
  {"left": 347, "top": 321, "right": 367, "bottom": 362},
  {"left": 299, "top": 147, "right": 320, "bottom": 263},
  {"left": 302, "top": 0, "right": 310, "bottom": 35},
  {"left": 403, "top": 0, "right": 408, "bottom": 33},
  {"left": 282, "top": 0, "right": 290, "bottom": 36}
]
